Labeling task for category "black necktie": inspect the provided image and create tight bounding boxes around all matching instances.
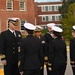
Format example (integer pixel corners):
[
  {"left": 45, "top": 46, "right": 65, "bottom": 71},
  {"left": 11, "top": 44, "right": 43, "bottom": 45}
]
[{"left": 13, "top": 31, "right": 16, "bottom": 37}]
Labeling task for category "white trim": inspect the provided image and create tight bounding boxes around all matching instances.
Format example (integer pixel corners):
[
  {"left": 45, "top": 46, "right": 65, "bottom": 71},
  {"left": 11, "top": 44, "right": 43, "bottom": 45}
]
[
  {"left": 6, "top": 20, "right": 8, "bottom": 30},
  {"left": 19, "top": 1, "right": 26, "bottom": 11},
  {"left": 20, "top": 20, "right": 27, "bottom": 30},
  {"left": 38, "top": 4, "right": 62, "bottom": 7},
  {"left": 41, "top": 14, "right": 62, "bottom": 22},
  {"left": 38, "top": 14, "right": 61, "bottom": 16},
  {"left": 6, "top": 1, "right": 13, "bottom": 11}
]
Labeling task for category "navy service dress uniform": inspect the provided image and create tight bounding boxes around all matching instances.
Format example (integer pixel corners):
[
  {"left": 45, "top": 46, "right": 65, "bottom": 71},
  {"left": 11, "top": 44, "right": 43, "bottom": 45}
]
[
  {"left": 0, "top": 18, "right": 22, "bottom": 75},
  {"left": 48, "top": 26, "right": 67, "bottom": 75},
  {"left": 34, "top": 26, "right": 46, "bottom": 75},
  {"left": 18, "top": 23, "right": 44, "bottom": 75},
  {"left": 44, "top": 23, "right": 55, "bottom": 75},
  {"left": 70, "top": 26, "right": 75, "bottom": 75}
]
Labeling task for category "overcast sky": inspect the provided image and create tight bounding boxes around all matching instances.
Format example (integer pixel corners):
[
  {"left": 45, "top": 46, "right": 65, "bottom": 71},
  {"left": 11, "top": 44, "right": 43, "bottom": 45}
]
[{"left": 35, "top": 0, "right": 61, "bottom": 2}]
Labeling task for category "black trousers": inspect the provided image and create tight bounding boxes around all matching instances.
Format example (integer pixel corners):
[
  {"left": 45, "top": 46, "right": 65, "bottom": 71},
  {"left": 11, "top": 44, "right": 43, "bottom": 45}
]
[
  {"left": 23, "top": 68, "right": 41, "bottom": 75},
  {"left": 40, "top": 67, "right": 44, "bottom": 75},
  {"left": 52, "top": 64, "right": 66, "bottom": 75},
  {"left": 4, "top": 63, "right": 20, "bottom": 75},
  {"left": 72, "top": 66, "right": 75, "bottom": 75}
]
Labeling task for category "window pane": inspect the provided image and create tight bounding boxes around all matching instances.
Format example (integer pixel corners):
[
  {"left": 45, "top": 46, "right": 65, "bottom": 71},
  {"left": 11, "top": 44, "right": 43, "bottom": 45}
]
[
  {"left": 52, "top": 16, "right": 55, "bottom": 21},
  {"left": 49, "top": 6, "right": 52, "bottom": 11},
  {"left": 45, "top": 6, "right": 48, "bottom": 11},
  {"left": 46, "top": 16, "right": 48, "bottom": 21},
  {"left": 52, "top": 6, "right": 54, "bottom": 11},
  {"left": 21, "top": 20, "right": 26, "bottom": 30},
  {"left": 42, "top": 16, "right": 46, "bottom": 21},
  {"left": 20, "top": 2, "right": 25, "bottom": 10},
  {"left": 7, "top": 1, "right": 12, "bottom": 10}
]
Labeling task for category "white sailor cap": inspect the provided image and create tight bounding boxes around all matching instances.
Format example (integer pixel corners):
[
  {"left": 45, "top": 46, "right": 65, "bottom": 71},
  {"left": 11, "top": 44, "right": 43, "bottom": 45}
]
[
  {"left": 35, "top": 26, "right": 43, "bottom": 31},
  {"left": 47, "top": 23, "right": 55, "bottom": 28},
  {"left": 8, "top": 18, "right": 20, "bottom": 26},
  {"left": 8, "top": 18, "right": 20, "bottom": 22},
  {"left": 52, "top": 26, "right": 63, "bottom": 32},
  {"left": 72, "top": 26, "right": 75, "bottom": 31},
  {"left": 24, "top": 23, "right": 36, "bottom": 30}
]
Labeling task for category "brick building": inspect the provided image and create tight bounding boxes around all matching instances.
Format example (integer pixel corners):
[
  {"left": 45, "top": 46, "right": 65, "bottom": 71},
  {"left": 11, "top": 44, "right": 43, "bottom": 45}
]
[
  {"left": 0, "top": 0, "right": 63, "bottom": 32},
  {"left": 0, "top": 0, "right": 35, "bottom": 32},
  {"left": 35, "top": 2, "right": 63, "bottom": 29}
]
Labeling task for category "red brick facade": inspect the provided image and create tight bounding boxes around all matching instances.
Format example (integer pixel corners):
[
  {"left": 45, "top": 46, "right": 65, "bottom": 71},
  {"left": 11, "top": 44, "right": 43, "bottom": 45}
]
[
  {"left": 35, "top": 2, "right": 63, "bottom": 28},
  {"left": 0, "top": 0, "right": 35, "bottom": 32},
  {"left": 0, "top": 0, "right": 63, "bottom": 32}
]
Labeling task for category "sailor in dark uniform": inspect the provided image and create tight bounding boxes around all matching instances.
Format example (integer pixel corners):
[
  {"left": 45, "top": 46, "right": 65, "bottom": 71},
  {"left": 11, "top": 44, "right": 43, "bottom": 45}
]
[
  {"left": 48, "top": 26, "right": 67, "bottom": 75},
  {"left": 44, "top": 23, "right": 55, "bottom": 75},
  {"left": 70, "top": 26, "right": 75, "bottom": 75},
  {"left": 18, "top": 23, "right": 43, "bottom": 75},
  {"left": 0, "top": 18, "right": 22, "bottom": 75},
  {"left": 34, "top": 25, "right": 46, "bottom": 75}
]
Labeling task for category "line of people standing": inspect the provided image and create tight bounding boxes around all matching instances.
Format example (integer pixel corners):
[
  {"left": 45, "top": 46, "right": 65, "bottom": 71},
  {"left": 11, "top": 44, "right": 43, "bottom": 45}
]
[{"left": 0, "top": 17, "right": 74, "bottom": 75}]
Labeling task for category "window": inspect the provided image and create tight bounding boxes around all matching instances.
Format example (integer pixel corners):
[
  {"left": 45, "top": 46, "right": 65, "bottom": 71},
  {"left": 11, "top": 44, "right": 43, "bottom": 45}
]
[
  {"left": 48, "top": 6, "right": 52, "bottom": 11},
  {"left": 42, "top": 16, "right": 49, "bottom": 22},
  {"left": 52, "top": 6, "right": 54, "bottom": 11},
  {"left": 41, "top": 5, "right": 62, "bottom": 12},
  {"left": 42, "top": 6, "right": 45, "bottom": 11},
  {"left": 20, "top": 2, "right": 25, "bottom": 11},
  {"left": 21, "top": 20, "right": 26, "bottom": 30},
  {"left": 52, "top": 16, "right": 55, "bottom": 21},
  {"left": 42, "top": 6, "right": 48, "bottom": 12},
  {"left": 56, "top": 15, "right": 62, "bottom": 21},
  {"left": 45, "top": 6, "right": 48, "bottom": 11},
  {"left": 6, "top": 1, "right": 13, "bottom": 10}
]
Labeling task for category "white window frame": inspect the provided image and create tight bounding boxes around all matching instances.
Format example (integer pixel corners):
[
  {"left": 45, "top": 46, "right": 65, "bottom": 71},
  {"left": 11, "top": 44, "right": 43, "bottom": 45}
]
[
  {"left": 42, "top": 16, "right": 49, "bottom": 22},
  {"left": 19, "top": 1, "right": 25, "bottom": 11},
  {"left": 20, "top": 20, "right": 27, "bottom": 31},
  {"left": 40, "top": 4, "right": 62, "bottom": 12},
  {"left": 6, "top": 1, "right": 13, "bottom": 10},
  {"left": 39, "top": 14, "right": 61, "bottom": 22}
]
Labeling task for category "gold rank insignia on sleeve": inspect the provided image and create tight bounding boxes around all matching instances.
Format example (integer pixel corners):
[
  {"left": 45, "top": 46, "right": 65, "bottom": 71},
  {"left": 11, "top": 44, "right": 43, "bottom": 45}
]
[
  {"left": 18, "top": 47, "right": 20, "bottom": 52},
  {"left": 44, "top": 56, "right": 48, "bottom": 60},
  {"left": 0, "top": 54, "right": 6, "bottom": 59},
  {"left": 18, "top": 61, "right": 20, "bottom": 67},
  {"left": 41, "top": 41, "right": 45, "bottom": 43}
]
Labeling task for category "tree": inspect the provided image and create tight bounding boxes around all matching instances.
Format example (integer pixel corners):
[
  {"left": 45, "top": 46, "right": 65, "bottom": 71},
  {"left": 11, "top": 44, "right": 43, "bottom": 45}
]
[
  {"left": 61, "top": 3, "right": 75, "bottom": 40},
  {"left": 59, "top": 0, "right": 75, "bottom": 18}
]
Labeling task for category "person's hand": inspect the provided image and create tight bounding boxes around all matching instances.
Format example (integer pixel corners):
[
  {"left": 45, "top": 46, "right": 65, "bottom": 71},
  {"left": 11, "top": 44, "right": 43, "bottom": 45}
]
[
  {"left": 48, "top": 67, "right": 52, "bottom": 71},
  {"left": 20, "top": 71, "right": 23, "bottom": 75},
  {"left": 2, "top": 60, "right": 7, "bottom": 65}
]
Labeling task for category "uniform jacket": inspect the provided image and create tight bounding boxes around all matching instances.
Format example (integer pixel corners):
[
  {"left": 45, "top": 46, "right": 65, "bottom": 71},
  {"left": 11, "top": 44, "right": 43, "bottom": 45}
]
[
  {"left": 44, "top": 32, "right": 53, "bottom": 44},
  {"left": 0, "top": 29, "right": 22, "bottom": 64},
  {"left": 70, "top": 38, "right": 75, "bottom": 65},
  {"left": 48, "top": 38, "right": 67, "bottom": 66},
  {"left": 18, "top": 35, "right": 43, "bottom": 72},
  {"left": 44, "top": 32, "right": 54, "bottom": 62},
  {"left": 35, "top": 36, "right": 46, "bottom": 63}
]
